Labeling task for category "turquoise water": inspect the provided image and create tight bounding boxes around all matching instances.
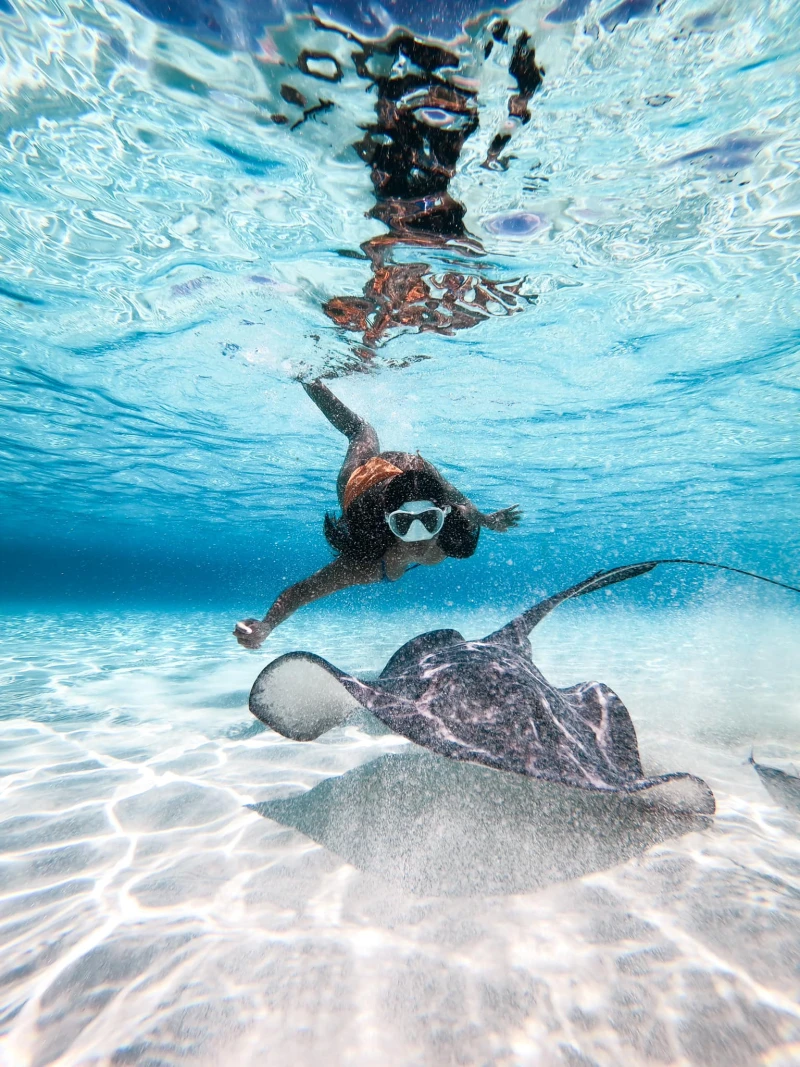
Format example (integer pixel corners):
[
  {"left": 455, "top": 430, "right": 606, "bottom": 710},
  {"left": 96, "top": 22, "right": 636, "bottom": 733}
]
[{"left": 2, "top": 0, "right": 800, "bottom": 1063}]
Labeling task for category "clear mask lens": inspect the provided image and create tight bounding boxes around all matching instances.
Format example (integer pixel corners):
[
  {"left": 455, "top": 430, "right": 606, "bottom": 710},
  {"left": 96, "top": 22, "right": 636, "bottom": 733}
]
[{"left": 386, "top": 501, "right": 450, "bottom": 541}]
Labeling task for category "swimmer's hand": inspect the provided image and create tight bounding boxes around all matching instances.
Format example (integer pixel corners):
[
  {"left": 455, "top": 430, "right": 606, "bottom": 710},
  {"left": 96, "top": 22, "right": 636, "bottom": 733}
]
[
  {"left": 482, "top": 505, "right": 522, "bottom": 532},
  {"left": 233, "top": 618, "right": 272, "bottom": 649}
]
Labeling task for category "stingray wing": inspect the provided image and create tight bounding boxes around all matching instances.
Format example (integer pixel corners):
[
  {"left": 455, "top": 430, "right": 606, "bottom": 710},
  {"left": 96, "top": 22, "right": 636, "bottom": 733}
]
[
  {"left": 379, "top": 629, "right": 465, "bottom": 678},
  {"left": 249, "top": 650, "right": 427, "bottom": 741},
  {"left": 552, "top": 680, "right": 713, "bottom": 811},
  {"left": 249, "top": 652, "right": 365, "bottom": 740},
  {"left": 559, "top": 680, "right": 644, "bottom": 780},
  {"left": 248, "top": 644, "right": 505, "bottom": 762}
]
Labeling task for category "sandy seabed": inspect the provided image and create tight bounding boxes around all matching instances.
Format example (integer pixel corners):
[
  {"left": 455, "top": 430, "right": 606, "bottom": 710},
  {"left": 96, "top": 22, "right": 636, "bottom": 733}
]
[{"left": 2, "top": 598, "right": 800, "bottom": 1066}]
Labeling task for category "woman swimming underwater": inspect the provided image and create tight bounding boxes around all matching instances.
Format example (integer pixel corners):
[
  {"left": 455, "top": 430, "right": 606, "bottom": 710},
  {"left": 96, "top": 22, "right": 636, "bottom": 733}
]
[{"left": 233, "top": 381, "right": 521, "bottom": 648}]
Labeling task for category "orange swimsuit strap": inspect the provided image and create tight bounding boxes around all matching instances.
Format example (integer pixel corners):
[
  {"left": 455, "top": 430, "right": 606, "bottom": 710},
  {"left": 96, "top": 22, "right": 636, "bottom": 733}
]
[{"left": 343, "top": 456, "right": 404, "bottom": 511}]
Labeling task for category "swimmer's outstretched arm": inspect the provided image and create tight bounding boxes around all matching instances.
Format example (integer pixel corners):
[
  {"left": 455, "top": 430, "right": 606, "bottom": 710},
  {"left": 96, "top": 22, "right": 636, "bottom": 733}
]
[
  {"left": 419, "top": 458, "right": 522, "bottom": 532},
  {"left": 233, "top": 556, "right": 376, "bottom": 649}
]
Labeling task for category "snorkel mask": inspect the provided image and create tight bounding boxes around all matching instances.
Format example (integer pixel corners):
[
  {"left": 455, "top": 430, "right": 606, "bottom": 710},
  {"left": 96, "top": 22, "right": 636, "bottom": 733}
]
[{"left": 385, "top": 500, "right": 451, "bottom": 542}]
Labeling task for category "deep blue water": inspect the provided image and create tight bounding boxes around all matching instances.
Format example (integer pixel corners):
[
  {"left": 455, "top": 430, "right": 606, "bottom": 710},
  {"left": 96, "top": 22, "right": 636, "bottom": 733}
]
[{"left": 1, "top": 0, "right": 798, "bottom": 613}]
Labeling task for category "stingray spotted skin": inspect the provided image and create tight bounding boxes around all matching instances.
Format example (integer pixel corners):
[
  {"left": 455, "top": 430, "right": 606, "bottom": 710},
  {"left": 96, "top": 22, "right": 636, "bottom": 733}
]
[
  {"left": 342, "top": 639, "right": 655, "bottom": 792},
  {"left": 251, "top": 559, "right": 797, "bottom": 814}
]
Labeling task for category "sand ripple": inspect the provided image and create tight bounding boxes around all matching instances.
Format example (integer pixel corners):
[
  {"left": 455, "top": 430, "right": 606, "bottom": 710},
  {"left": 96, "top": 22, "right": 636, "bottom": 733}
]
[{"left": 1, "top": 606, "right": 800, "bottom": 1064}]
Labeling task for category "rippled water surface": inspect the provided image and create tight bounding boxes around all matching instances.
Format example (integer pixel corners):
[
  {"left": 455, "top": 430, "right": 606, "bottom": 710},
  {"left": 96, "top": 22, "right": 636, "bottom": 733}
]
[
  {"left": 1, "top": 0, "right": 800, "bottom": 1062},
  {"left": 2, "top": 0, "right": 798, "bottom": 579}
]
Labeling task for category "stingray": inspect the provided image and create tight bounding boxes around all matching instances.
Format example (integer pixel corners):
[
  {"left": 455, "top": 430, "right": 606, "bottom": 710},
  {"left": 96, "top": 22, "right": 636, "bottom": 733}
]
[
  {"left": 250, "top": 559, "right": 798, "bottom": 812},
  {"left": 750, "top": 753, "right": 800, "bottom": 816}
]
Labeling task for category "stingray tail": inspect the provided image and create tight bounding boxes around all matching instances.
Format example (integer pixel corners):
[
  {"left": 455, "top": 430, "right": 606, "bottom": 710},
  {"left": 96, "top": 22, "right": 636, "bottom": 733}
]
[{"left": 491, "top": 558, "right": 800, "bottom": 643}]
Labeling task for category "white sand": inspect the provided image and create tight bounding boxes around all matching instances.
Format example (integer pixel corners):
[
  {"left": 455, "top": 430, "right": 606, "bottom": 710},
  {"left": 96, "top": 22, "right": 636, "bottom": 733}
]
[{"left": 1, "top": 601, "right": 800, "bottom": 1065}]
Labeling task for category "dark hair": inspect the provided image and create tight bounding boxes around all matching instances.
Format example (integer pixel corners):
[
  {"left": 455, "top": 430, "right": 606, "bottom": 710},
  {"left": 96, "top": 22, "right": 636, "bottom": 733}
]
[{"left": 324, "top": 468, "right": 479, "bottom": 564}]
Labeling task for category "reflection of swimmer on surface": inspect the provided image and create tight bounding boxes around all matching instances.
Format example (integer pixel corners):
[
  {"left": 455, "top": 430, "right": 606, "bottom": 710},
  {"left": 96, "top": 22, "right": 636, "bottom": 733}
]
[
  {"left": 233, "top": 380, "right": 521, "bottom": 648},
  {"left": 324, "top": 253, "right": 531, "bottom": 351},
  {"left": 320, "top": 24, "right": 542, "bottom": 361}
]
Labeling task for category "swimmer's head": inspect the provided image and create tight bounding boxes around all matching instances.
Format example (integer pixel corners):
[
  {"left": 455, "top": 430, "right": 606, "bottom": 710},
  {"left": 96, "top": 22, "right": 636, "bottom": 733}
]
[{"left": 324, "top": 468, "right": 479, "bottom": 562}]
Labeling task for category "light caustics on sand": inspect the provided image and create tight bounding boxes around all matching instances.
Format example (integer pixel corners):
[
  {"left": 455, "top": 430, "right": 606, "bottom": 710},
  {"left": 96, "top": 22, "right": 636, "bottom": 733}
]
[{"left": 3, "top": 597, "right": 800, "bottom": 1062}]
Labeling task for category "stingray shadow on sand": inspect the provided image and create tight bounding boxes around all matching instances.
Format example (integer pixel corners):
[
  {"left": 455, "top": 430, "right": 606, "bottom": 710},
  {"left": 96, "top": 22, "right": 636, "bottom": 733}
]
[
  {"left": 247, "top": 559, "right": 799, "bottom": 895},
  {"left": 251, "top": 750, "right": 710, "bottom": 896}
]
